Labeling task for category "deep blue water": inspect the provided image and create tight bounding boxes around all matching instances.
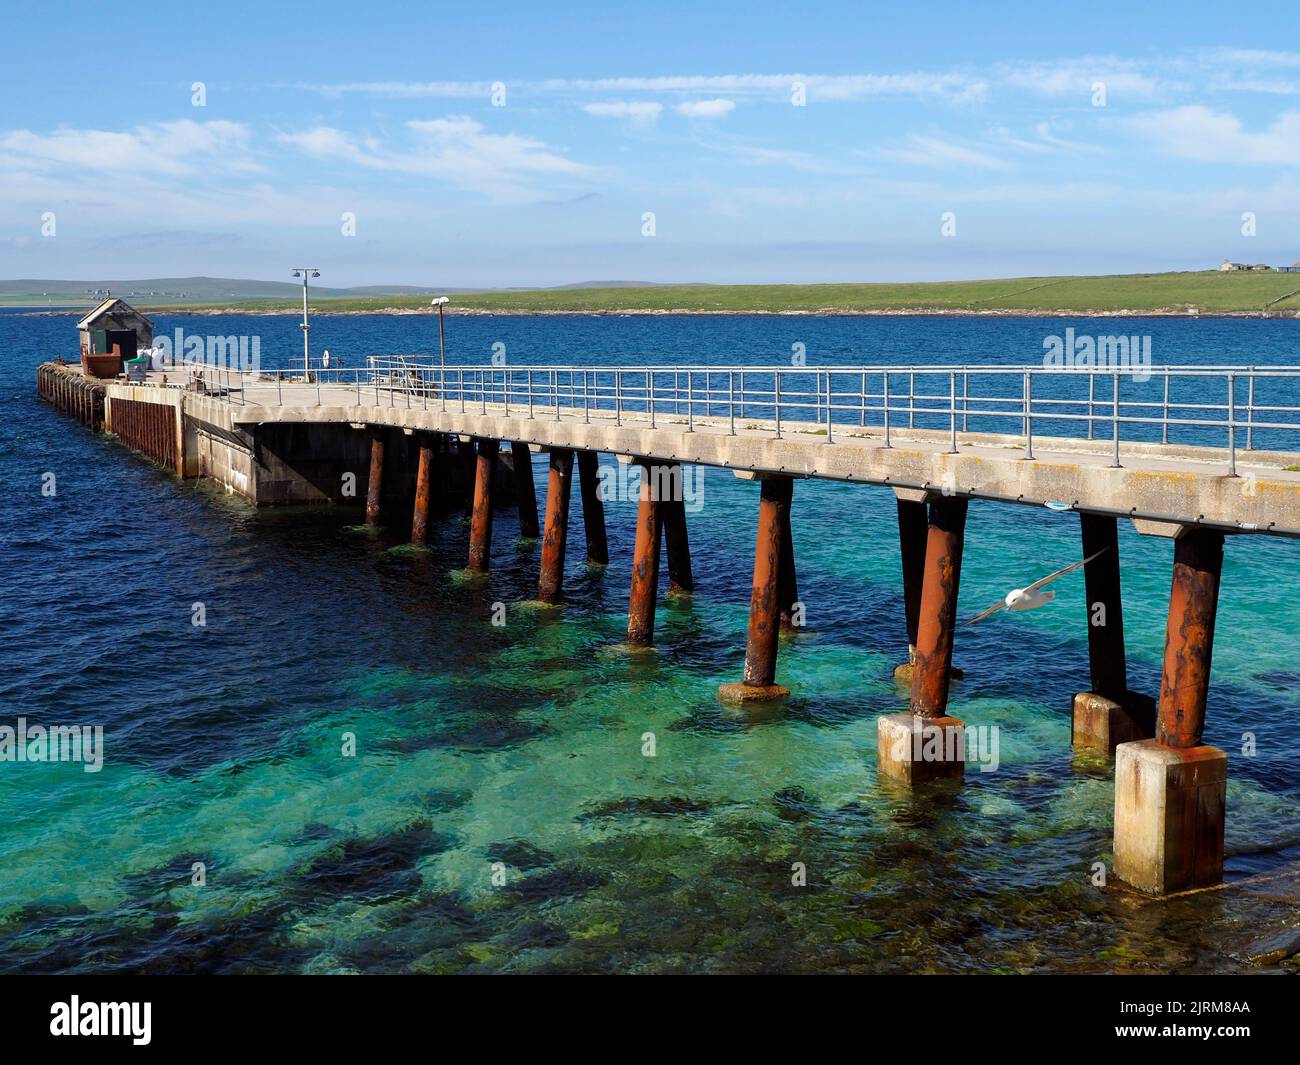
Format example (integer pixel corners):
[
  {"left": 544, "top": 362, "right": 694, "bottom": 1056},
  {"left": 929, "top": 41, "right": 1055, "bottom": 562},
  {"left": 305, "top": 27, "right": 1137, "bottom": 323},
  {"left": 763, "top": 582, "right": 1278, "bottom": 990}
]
[{"left": 1, "top": 310, "right": 1299, "bottom": 974}]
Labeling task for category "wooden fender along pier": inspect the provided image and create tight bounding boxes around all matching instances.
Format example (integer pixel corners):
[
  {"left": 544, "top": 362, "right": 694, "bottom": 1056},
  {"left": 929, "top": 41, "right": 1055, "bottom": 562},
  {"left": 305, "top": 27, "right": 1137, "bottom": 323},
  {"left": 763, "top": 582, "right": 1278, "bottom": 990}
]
[{"left": 38, "top": 357, "right": 1300, "bottom": 897}]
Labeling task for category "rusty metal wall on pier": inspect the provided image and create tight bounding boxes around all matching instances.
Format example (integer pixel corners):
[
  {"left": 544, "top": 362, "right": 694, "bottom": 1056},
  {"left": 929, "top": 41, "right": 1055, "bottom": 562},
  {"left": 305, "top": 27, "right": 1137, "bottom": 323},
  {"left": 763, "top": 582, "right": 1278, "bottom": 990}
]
[{"left": 108, "top": 397, "right": 179, "bottom": 471}]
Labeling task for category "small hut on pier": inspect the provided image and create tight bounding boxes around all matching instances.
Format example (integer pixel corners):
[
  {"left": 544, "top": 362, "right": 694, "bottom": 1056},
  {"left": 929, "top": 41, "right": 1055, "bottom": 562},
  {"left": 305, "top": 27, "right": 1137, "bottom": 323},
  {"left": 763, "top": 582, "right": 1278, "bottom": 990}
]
[{"left": 76, "top": 298, "right": 154, "bottom": 377}]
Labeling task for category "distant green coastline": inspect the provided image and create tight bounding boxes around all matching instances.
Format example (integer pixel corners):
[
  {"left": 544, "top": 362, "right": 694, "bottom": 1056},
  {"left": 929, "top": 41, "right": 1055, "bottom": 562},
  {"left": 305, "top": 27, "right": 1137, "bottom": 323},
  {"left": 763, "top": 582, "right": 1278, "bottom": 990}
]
[{"left": 9, "top": 271, "right": 1300, "bottom": 316}]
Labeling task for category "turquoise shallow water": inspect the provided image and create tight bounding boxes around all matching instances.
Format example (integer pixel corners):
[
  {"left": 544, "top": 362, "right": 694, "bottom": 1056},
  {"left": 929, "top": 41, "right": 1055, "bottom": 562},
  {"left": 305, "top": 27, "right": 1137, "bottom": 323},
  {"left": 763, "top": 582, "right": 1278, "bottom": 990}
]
[{"left": 1, "top": 311, "right": 1299, "bottom": 973}]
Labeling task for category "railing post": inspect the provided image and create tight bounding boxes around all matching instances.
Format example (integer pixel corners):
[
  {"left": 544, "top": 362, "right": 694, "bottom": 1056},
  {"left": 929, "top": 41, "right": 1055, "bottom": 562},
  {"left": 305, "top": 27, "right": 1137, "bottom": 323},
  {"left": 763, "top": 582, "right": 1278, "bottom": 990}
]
[
  {"left": 1111, "top": 370, "right": 1121, "bottom": 468},
  {"left": 961, "top": 371, "right": 968, "bottom": 432},
  {"left": 687, "top": 369, "right": 694, "bottom": 432},
  {"left": 527, "top": 369, "right": 534, "bottom": 420},
  {"left": 1024, "top": 370, "right": 1034, "bottom": 460},
  {"left": 1246, "top": 366, "right": 1255, "bottom": 450},
  {"left": 860, "top": 370, "right": 867, "bottom": 427},
  {"left": 584, "top": 368, "right": 590, "bottom": 424},
  {"left": 1228, "top": 372, "right": 1238, "bottom": 477},
  {"left": 908, "top": 371, "right": 915, "bottom": 429},
  {"left": 774, "top": 369, "right": 782, "bottom": 439},
  {"left": 825, "top": 369, "right": 834, "bottom": 443},
  {"left": 728, "top": 371, "right": 736, "bottom": 435},
  {"left": 1162, "top": 370, "right": 1170, "bottom": 445},
  {"left": 883, "top": 369, "right": 891, "bottom": 448},
  {"left": 648, "top": 369, "right": 655, "bottom": 428},
  {"left": 616, "top": 370, "right": 622, "bottom": 426},
  {"left": 1088, "top": 372, "right": 1095, "bottom": 440},
  {"left": 949, "top": 371, "right": 958, "bottom": 453}
]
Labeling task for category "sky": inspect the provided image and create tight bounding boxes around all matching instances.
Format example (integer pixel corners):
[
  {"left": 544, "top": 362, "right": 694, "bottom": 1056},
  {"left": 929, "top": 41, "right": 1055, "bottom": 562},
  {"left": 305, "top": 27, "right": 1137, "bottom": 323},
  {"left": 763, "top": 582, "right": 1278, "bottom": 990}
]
[{"left": 3, "top": 0, "right": 1300, "bottom": 287}]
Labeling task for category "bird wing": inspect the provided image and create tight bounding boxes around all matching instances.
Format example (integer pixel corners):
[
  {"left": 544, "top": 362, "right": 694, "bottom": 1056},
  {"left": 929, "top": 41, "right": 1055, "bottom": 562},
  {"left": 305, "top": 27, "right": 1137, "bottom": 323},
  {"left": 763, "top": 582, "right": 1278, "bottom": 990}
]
[
  {"left": 1023, "top": 548, "right": 1106, "bottom": 594},
  {"left": 963, "top": 599, "right": 1009, "bottom": 627}
]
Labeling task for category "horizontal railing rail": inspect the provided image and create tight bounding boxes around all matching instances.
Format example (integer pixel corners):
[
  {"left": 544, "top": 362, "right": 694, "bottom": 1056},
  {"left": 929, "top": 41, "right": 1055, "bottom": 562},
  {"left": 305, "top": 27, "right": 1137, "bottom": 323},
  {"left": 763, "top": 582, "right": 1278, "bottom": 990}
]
[{"left": 130, "top": 360, "right": 1300, "bottom": 476}]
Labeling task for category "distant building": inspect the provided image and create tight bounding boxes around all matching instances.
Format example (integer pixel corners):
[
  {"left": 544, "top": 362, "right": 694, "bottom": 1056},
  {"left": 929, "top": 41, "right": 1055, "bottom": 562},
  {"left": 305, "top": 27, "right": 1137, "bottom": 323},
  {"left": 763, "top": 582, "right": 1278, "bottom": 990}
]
[
  {"left": 76, "top": 297, "right": 154, "bottom": 359},
  {"left": 1219, "top": 259, "right": 1287, "bottom": 272}
]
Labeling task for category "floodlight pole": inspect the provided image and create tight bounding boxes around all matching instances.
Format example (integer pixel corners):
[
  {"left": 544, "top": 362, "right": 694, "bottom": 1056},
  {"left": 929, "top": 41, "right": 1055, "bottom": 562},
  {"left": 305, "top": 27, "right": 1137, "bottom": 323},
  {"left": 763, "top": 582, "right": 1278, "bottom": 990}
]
[
  {"left": 431, "top": 296, "right": 450, "bottom": 373},
  {"left": 292, "top": 268, "right": 320, "bottom": 374}
]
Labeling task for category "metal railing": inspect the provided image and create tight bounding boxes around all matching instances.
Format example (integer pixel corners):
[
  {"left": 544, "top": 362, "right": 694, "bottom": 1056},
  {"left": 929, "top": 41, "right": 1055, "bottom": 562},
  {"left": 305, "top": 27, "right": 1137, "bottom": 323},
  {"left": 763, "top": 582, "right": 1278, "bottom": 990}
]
[{"left": 131, "top": 360, "right": 1300, "bottom": 474}]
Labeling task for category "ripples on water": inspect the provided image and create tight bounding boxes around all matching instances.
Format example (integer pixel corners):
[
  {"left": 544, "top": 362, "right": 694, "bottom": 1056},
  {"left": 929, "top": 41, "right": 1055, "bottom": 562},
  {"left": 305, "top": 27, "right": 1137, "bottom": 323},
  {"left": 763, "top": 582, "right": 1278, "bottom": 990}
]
[{"left": 1, "top": 311, "right": 1299, "bottom": 973}]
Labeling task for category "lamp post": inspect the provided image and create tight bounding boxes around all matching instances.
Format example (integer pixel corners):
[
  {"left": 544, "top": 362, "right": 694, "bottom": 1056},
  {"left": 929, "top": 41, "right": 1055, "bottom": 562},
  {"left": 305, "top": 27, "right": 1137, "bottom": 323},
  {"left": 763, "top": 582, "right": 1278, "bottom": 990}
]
[
  {"left": 431, "top": 296, "right": 449, "bottom": 372},
  {"left": 292, "top": 268, "right": 320, "bottom": 375}
]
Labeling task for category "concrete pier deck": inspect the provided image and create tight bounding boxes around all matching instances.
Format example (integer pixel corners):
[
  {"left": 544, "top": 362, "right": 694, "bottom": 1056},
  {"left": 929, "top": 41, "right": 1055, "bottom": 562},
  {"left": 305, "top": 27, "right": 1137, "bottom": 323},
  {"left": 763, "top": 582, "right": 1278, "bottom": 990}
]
[{"left": 102, "top": 365, "right": 1300, "bottom": 535}]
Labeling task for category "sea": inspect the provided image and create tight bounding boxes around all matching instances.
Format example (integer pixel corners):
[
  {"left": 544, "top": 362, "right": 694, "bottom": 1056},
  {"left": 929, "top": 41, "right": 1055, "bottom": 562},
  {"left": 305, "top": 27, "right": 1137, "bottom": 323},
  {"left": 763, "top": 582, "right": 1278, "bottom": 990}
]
[{"left": 1, "top": 308, "right": 1298, "bottom": 973}]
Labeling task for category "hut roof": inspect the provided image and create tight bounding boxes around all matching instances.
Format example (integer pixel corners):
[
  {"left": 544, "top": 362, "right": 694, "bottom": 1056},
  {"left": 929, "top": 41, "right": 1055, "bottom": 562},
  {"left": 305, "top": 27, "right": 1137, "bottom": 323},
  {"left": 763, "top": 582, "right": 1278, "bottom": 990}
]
[{"left": 76, "top": 298, "right": 154, "bottom": 330}]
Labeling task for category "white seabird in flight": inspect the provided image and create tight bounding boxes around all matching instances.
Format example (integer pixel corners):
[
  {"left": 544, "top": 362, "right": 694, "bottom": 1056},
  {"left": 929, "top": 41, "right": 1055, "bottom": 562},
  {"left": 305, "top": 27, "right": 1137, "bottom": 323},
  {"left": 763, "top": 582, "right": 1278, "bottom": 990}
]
[{"left": 963, "top": 549, "right": 1105, "bottom": 626}]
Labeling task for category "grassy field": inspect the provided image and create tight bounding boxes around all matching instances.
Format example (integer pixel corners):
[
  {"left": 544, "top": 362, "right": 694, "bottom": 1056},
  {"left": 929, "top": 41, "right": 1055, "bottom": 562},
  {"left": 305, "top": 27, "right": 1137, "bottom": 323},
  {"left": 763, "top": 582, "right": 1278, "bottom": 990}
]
[{"left": 12, "top": 271, "right": 1300, "bottom": 315}]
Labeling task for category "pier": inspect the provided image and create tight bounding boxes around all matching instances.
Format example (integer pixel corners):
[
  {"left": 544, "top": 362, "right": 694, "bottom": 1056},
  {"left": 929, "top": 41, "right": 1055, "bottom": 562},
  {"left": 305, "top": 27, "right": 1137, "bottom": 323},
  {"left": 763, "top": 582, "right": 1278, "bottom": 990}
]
[{"left": 37, "top": 355, "right": 1300, "bottom": 897}]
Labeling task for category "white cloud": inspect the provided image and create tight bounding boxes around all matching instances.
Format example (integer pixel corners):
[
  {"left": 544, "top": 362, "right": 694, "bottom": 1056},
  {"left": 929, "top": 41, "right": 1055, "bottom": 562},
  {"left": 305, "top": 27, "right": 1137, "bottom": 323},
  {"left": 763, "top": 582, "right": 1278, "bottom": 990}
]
[
  {"left": 1211, "top": 78, "right": 1300, "bottom": 96},
  {"left": 1203, "top": 49, "right": 1300, "bottom": 69},
  {"left": 999, "top": 58, "right": 1163, "bottom": 99},
  {"left": 723, "top": 144, "right": 828, "bottom": 171},
  {"left": 277, "top": 117, "right": 589, "bottom": 199},
  {"left": 0, "top": 120, "right": 254, "bottom": 176},
  {"left": 300, "top": 72, "right": 988, "bottom": 104},
  {"left": 676, "top": 99, "right": 735, "bottom": 119},
  {"left": 552, "top": 73, "right": 987, "bottom": 103},
  {"left": 291, "top": 80, "right": 490, "bottom": 98},
  {"left": 581, "top": 101, "right": 663, "bottom": 125},
  {"left": 1127, "top": 106, "right": 1300, "bottom": 165},
  {"left": 882, "top": 134, "right": 1010, "bottom": 171},
  {"left": 991, "top": 122, "right": 1102, "bottom": 155}
]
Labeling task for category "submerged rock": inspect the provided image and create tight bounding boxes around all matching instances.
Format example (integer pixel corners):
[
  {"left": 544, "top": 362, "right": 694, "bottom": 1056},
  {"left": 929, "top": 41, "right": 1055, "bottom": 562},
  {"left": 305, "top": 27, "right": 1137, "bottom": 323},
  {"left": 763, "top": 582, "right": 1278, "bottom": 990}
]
[
  {"left": 296, "top": 820, "right": 458, "bottom": 903},
  {"left": 772, "top": 786, "right": 820, "bottom": 822},
  {"left": 504, "top": 920, "right": 570, "bottom": 951},
  {"left": 1247, "top": 925, "right": 1300, "bottom": 963},
  {"left": 487, "top": 839, "right": 556, "bottom": 870},
  {"left": 577, "top": 796, "right": 715, "bottom": 821},
  {"left": 417, "top": 788, "right": 474, "bottom": 813},
  {"left": 502, "top": 863, "right": 608, "bottom": 901}
]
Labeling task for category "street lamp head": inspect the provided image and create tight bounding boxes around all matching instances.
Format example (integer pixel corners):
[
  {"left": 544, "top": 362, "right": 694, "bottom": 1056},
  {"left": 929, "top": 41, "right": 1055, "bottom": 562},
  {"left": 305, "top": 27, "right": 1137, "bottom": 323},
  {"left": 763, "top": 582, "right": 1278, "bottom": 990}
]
[
  {"left": 431, "top": 296, "right": 450, "bottom": 306},
  {"left": 311, "top": 271, "right": 320, "bottom": 278},
  {"left": 291, "top": 270, "right": 301, "bottom": 278}
]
